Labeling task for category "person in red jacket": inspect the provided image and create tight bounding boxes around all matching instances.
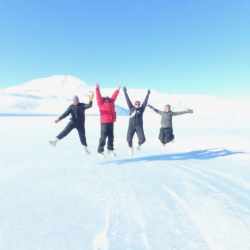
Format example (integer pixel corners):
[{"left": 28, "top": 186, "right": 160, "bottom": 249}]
[{"left": 96, "top": 83, "right": 120, "bottom": 159}]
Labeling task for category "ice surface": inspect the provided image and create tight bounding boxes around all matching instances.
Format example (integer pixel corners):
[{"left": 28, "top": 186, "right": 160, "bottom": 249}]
[{"left": 0, "top": 115, "right": 250, "bottom": 250}]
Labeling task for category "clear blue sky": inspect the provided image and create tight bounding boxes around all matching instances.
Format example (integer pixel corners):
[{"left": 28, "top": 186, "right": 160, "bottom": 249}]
[{"left": 0, "top": 0, "right": 249, "bottom": 100}]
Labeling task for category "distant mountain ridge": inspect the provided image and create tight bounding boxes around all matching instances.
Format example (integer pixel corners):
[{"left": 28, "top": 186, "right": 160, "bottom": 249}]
[
  {"left": 0, "top": 75, "right": 129, "bottom": 116},
  {"left": 0, "top": 75, "right": 93, "bottom": 98},
  {"left": 0, "top": 75, "right": 249, "bottom": 118}
]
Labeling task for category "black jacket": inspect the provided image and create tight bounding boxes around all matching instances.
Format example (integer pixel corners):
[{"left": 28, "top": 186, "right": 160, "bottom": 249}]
[
  {"left": 58, "top": 101, "right": 93, "bottom": 123},
  {"left": 124, "top": 91, "right": 149, "bottom": 127}
]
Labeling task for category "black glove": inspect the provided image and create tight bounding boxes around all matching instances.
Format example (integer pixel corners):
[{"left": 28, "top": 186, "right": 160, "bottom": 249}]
[
  {"left": 148, "top": 89, "right": 151, "bottom": 94},
  {"left": 147, "top": 105, "right": 153, "bottom": 109},
  {"left": 123, "top": 87, "right": 127, "bottom": 92}
]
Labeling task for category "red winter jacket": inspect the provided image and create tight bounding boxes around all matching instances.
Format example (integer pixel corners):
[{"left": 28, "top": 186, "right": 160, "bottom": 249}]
[{"left": 96, "top": 87, "right": 120, "bottom": 123}]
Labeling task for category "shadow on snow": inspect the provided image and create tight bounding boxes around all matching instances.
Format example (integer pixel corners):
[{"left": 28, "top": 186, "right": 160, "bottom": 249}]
[{"left": 102, "top": 148, "right": 246, "bottom": 165}]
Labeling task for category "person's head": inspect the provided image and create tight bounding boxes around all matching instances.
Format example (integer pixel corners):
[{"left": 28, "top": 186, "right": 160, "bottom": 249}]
[
  {"left": 134, "top": 100, "right": 140, "bottom": 108},
  {"left": 72, "top": 95, "right": 79, "bottom": 105},
  {"left": 165, "top": 104, "right": 171, "bottom": 112},
  {"left": 103, "top": 96, "right": 110, "bottom": 103}
]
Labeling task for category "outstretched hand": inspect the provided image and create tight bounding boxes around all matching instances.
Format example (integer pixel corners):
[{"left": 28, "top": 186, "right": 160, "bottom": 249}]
[
  {"left": 186, "top": 108, "right": 193, "bottom": 114},
  {"left": 118, "top": 85, "right": 121, "bottom": 90},
  {"left": 54, "top": 118, "right": 60, "bottom": 123},
  {"left": 96, "top": 82, "right": 100, "bottom": 88},
  {"left": 147, "top": 105, "right": 153, "bottom": 109},
  {"left": 148, "top": 89, "right": 151, "bottom": 94},
  {"left": 123, "top": 86, "right": 127, "bottom": 92},
  {"left": 89, "top": 92, "right": 94, "bottom": 101}
]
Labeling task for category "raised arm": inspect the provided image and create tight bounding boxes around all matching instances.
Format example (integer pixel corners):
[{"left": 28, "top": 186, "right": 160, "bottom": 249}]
[
  {"left": 110, "top": 86, "right": 120, "bottom": 102},
  {"left": 95, "top": 83, "right": 104, "bottom": 105},
  {"left": 83, "top": 92, "right": 94, "bottom": 110},
  {"left": 141, "top": 89, "right": 150, "bottom": 111},
  {"left": 123, "top": 87, "right": 133, "bottom": 109}
]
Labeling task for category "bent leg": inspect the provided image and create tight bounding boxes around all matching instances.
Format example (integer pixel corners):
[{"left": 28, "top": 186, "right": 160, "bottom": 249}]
[
  {"left": 136, "top": 126, "right": 146, "bottom": 145},
  {"left": 164, "top": 128, "right": 174, "bottom": 143},
  {"left": 158, "top": 127, "right": 165, "bottom": 144},
  {"left": 56, "top": 121, "right": 75, "bottom": 140},
  {"left": 76, "top": 123, "right": 87, "bottom": 146}
]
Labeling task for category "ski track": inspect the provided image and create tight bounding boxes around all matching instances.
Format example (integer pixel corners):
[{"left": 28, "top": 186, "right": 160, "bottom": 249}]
[
  {"left": 93, "top": 198, "right": 112, "bottom": 250},
  {"left": 95, "top": 157, "right": 213, "bottom": 250},
  {"left": 93, "top": 186, "right": 150, "bottom": 250},
  {"left": 130, "top": 181, "right": 210, "bottom": 250},
  {"left": 174, "top": 161, "right": 250, "bottom": 211},
  {"left": 155, "top": 158, "right": 250, "bottom": 250}
]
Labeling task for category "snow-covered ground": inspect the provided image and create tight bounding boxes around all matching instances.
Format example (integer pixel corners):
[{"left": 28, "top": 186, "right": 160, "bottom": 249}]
[{"left": 0, "top": 114, "right": 250, "bottom": 250}]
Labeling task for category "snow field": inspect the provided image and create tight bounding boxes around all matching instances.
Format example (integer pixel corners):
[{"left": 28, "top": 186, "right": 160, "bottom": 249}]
[{"left": 0, "top": 115, "right": 250, "bottom": 250}]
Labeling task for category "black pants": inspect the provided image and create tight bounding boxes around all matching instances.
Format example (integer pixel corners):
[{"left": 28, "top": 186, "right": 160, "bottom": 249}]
[
  {"left": 98, "top": 123, "right": 114, "bottom": 153},
  {"left": 127, "top": 125, "right": 146, "bottom": 148},
  {"left": 159, "top": 127, "right": 174, "bottom": 144},
  {"left": 57, "top": 121, "right": 87, "bottom": 146}
]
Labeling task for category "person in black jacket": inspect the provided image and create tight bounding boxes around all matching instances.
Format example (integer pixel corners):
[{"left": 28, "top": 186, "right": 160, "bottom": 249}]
[
  {"left": 123, "top": 87, "right": 150, "bottom": 155},
  {"left": 49, "top": 93, "right": 94, "bottom": 155}
]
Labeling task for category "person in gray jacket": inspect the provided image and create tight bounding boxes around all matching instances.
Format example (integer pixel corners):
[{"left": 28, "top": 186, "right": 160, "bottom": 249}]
[{"left": 147, "top": 104, "right": 193, "bottom": 146}]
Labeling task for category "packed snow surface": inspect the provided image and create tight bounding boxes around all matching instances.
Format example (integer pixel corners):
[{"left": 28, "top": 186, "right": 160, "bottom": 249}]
[{"left": 0, "top": 114, "right": 250, "bottom": 250}]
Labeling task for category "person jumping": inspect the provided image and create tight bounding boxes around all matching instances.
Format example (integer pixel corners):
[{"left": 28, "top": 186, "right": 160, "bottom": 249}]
[
  {"left": 123, "top": 87, "right": 150, "bottom": 155},
  {"left": 147, "top": 104, "right": 193, "bottom": 146},
  {"left": 48, "top": 93, "right": 94, "bottom": 155},
  {"left": 96, "top": 83, "right": 120, "bottom": 159}
]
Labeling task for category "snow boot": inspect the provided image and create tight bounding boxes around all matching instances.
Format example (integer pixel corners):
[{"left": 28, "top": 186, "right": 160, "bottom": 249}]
[
  {"left": 136, "top": 144, "right": 141, "bottom": 151},
  {"left": 107, "top": 150, "right": 117, "bottom": 157},
  {"left": 128, "top": 146, "right": 133, "bottom": 156},
  {"left": 98, "top": 152, "right": 105, "bottom": 159},
  {"left": 49, "top": 138, "right": 59, "bottom": 147},
  {"left": 82, "top": 146, "right": 91, "bottom": 155}
]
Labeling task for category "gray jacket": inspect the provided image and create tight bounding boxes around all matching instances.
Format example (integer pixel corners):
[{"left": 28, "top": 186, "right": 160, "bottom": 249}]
[{"left": 151, "top": 107, "right": 187, "bottom": 128}]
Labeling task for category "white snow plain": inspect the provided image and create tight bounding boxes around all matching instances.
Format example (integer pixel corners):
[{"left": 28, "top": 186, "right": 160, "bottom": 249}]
[{"left": 0, "top": 114, "right": 250, "bottom": 250}]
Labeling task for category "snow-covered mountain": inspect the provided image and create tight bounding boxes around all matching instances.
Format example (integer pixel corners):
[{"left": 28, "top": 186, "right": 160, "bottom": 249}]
[
  {"left": 0, "top": 75, "right": 93, "bottom": 98},
  {"left": 0, "top": 75, "right": 249, "bottom": 118},
  {"left": 0, "top": 75, "right": 96, "bottom": 115}
]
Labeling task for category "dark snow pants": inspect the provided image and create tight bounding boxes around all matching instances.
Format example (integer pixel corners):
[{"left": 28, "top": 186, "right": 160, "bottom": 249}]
[
  {"left": 159, "top": 127, "right": 174, "bottom": 144},
  {"left": 57, "top": 121, "right": 87, "bottom": 146},
  {"left": 127, "top": 125, "right": 146, "bottom": 148},
  {"left": 98, "top": 122, "right": 114, "bottom": 153}
]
